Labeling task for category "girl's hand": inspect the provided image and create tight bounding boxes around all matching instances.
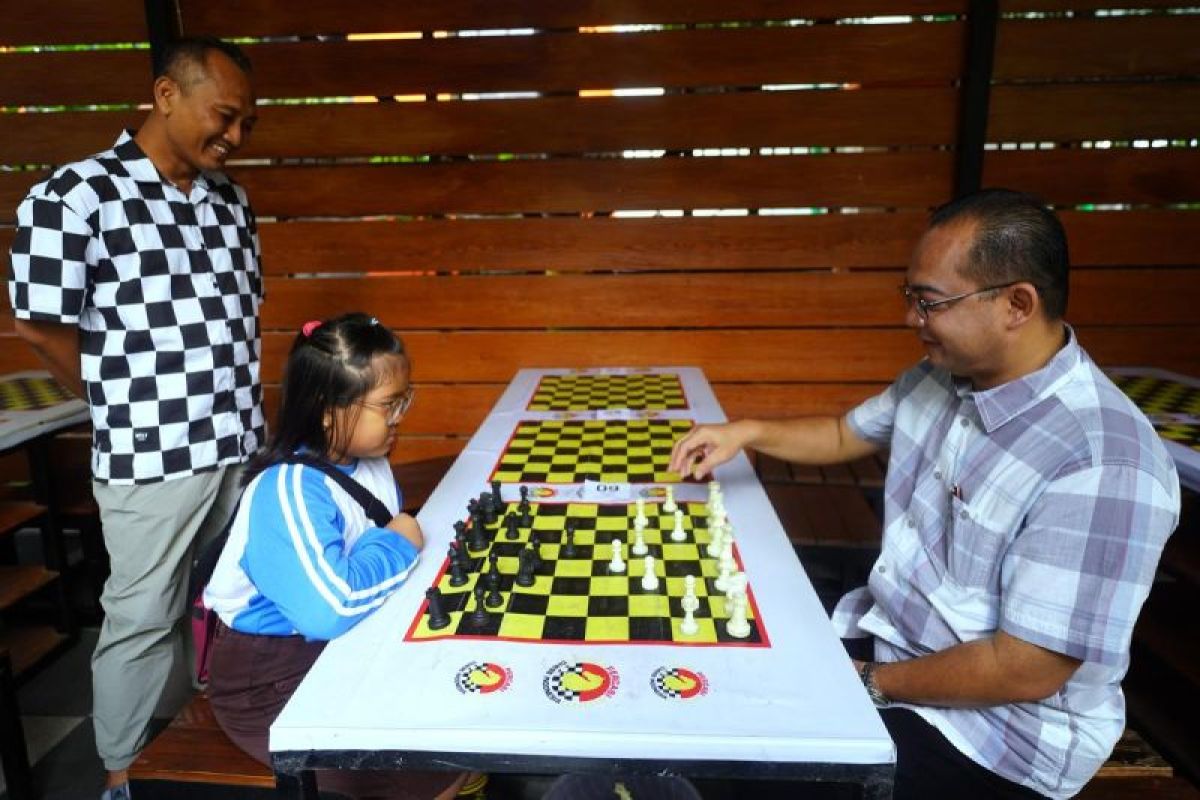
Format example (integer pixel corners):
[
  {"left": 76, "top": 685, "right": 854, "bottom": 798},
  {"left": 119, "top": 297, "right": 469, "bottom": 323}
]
[{"left": 386, "top": 512, "right": 424, "bottom": 550}]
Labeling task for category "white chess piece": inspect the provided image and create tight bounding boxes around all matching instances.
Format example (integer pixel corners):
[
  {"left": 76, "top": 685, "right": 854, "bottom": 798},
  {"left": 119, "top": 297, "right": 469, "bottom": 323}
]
[
  {"left": 670, "top": 508, "right": 687, "bottom": 542},
  {"left": 662, "top": 486, "right": 677, "bottom": 514},
  {"left": 725, "top": 591, "right": 751, "bottom": 639},
  {"left": 706, "top": 521, "right": 725, "bottom": 558},
  {"left": 631, "top": 517, "right": 648, "bottom": 556},
  {"left": 608, "top": 537, "right": 626, "bottom": 573},
  {"left": 634, "top": 497, "right": 648, "bottom": 528},
  {"left": 640, "top": 554, "right": 660, "bottom": 591},
  {"left": 725, "top": 571, "right": 748, "bottom": 604},
  {"left": 706, "top": 481, "right": 723, "bottom": 514},
  {"left": 714, "top": 554, "right": 734, "bottom": 593},
  {"left": 679, "top": 574, "right": 700, "bottom": 636}
]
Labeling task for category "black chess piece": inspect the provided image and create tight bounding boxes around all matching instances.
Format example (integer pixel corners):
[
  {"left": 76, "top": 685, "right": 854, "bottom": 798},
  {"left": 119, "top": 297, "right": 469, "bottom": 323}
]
[
  {"left": 562, "top": 522, "right": 577, "bottom": 559},
  {"left": 529, "top": 531, "right": 542, "bottom": 569},
  {"left": 468, "top": 514, "right": 489, "bottom": 552},
  {"left": 515, "top": 547, "right": 536, "bottom": 587},
  {"left": 518, "top": 498, "right": 533, "bottom": 527},
  {"left": 469, "top": 585, "right": 490, "bottom": 626},
  {"left": 447, "top": 546, "right": 468, "bottom": 586},
  {"left": 453, "top": 520, "right": 467, "bottom": 549},
  {"left": 425, "top": 587, "right": 451, "bottom": 630},
  {"left": 504, "top": 512, "right": 520, "bottom": 540},
  {"left": 490, "top": 480, "right": 503, "bottom": 510},
  {"left": 484, "top": 563, "right": 504, "bottom": 608},
  {"left": 479, "top": 492, "right": 498, "bottom": 524},
  {"left": 466, "top": 498, "right": 479, "bottom": 519},
  {"left": 519, "top": 485, "right": 529, "bottom": 503}
]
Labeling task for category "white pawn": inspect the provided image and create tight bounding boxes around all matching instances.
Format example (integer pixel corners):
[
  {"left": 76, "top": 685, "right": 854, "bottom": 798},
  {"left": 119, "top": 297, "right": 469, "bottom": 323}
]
[
  {"left": 634, "top": 497, "right": 648, "bottom": 528},
  {"left": 706, "top": 521, "right": 725, "bottom": 558},
  {"left": 725, "top": 571, "right": 748, "bottom": 604},
  {"left": 662, "top": 486, "right": 677, "bottom": 514},
  {"left": 707, "top": 481, "right": 723, "bottom": 513},
  {"left": 714, "top": 540, "right": 736, "bottom": 593},
  {"left": 725, "top": 591, "right": 752, "bottom": 639},
  {"left": 609, "top": 537, "right": 626, "bottom": 573},
  {"left": 631, "top": 518, "right": 649, "bottom": 556},
  {"left": 679, "top": 574, "right": 700, "bottom": 636},
  {"left": 640, "top": 554, "right": 660, "bottom": 591},
  {"left": 670, "top": 508, "right": 687, "bottom": 542}
]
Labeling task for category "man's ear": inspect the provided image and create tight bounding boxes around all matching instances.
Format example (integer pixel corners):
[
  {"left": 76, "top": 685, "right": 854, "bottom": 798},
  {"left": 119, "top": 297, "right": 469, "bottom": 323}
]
[
  {"left": 153, "top": 75, "right": 179, "bottom": 116},
  {"left": 1006, "top": 282, "right": 1040, "bottom": 329}
]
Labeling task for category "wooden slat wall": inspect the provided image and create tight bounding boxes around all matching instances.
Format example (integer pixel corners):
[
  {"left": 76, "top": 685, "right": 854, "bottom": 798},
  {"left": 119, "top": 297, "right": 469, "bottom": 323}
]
[
  {"left": 2, "top": 1, "right": 1197, "bottom": 471},
  {"left": 984, "top": 4, "right": 1200, "bottom": 411}
]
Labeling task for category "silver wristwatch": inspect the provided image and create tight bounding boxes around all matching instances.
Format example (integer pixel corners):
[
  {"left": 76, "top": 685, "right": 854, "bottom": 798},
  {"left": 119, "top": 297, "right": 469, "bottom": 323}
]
[{"left": 858, "top": 662, "right": 890, "bottom": 707}]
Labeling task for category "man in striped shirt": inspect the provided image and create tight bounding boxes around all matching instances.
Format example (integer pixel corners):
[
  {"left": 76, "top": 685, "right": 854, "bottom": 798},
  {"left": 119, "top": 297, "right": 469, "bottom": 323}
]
[{"left": 670, "top": 189, "right": 1179, "bottom": 798}]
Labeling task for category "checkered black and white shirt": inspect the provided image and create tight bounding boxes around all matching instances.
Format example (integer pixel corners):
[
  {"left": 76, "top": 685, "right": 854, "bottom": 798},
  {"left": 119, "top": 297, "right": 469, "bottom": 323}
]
[
  {"left": 8, "top": 131, "right": 265, "bottom": 484},
  {"left": 832, "top": 329, "right": 1180, "bottom": 798}
]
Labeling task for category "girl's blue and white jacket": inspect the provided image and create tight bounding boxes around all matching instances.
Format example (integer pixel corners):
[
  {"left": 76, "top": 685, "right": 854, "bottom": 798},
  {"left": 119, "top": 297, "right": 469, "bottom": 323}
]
[{"left": 204, "top": 457, "right": 420, "bottom": 640}]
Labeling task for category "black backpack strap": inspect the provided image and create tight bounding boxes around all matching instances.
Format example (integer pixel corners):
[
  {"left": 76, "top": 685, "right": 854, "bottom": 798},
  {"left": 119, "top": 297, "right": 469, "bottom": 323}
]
[
  {"left": 188, "top": 458, "right": 395, "bottom": 605},
  {"left": 296, "top": 458, "right": 394, "bottom": 529}
]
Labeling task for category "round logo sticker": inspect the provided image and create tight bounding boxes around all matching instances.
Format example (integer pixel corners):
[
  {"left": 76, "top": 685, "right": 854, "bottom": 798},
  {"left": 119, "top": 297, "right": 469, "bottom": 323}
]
[
  {"left": 543, "top": 661, "right": 619, "bottom": 704},
  {"left": 454, "top": 661, "right": 513, "bottom": 695},
  {"left": 650, "top": 666, "right": 709, "bottom": 700}
]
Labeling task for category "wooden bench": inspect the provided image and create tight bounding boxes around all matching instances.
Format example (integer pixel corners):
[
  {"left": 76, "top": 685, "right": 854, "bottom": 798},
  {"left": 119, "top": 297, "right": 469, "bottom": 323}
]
[{"left": 129, "top": 693, "right": 277, "bottom": 796}]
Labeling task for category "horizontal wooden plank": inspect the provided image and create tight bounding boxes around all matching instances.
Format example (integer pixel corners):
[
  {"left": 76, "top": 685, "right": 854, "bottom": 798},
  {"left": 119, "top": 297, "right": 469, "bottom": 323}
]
[
  {"left": 228, "top": 152, "right": 954, "bottom": 218},
  {"left": 256, "top": 214, "right": 926, "bottom": 274},
  {"left": 0, "top": 111, "right": 145, "bottom": 167},
  {"left": 993, "top": 17, "right": 1200, "bottom": 81},
  {"left": 1002, "top": 0, "right": 1184, "bottom": 9},
  {"left": 3, "top": 0, "right": 147, "bottom": 46},
  {"left": 254, "top": 327, "right": 1200, "bottom": 383},
  {"left": 181, "top": 0, "right": 968, "bottom": 37},
  {"left": 6, "top": 210, "right": 1198, "bottom": 277},
  {"left": 0, "top": 50, "right": 150, "bottom": 107},
  {"left": 235, "top": 24, "right": 964, "bottom": 100},
  {"left": 254, "top": 268, "right": 1200, "bottom": 329},
  {"left": 983, "top": 149, "right": 1200, "bottom": 206},
  {"left": 990, "top": 84, "right": 1200, "bottom": 143},
  {"left": 0, "top": 88, "right": 958, "bottom": 167}
]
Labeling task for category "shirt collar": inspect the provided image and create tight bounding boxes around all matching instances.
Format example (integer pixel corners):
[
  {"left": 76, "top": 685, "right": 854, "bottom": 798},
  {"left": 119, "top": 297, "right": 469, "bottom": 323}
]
[
  {"left": 956, "top": 325, "right": 1080, "bottom": 433},
  {"left": 112, "top": 129, "right": 211, "bottom": 198}
]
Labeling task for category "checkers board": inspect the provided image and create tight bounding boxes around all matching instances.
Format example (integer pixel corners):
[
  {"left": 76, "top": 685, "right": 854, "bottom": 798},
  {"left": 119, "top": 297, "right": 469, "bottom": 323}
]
[
  {"left": 526, "top": 373, "right": 688, "bottom": 412},
  {"left": 405, "top": 500, "right": 766, "bottom": 646},
  {"left": 490, "top": 418, "right": 695, "bottom": 484},
  {"left": 0, "top": 376, "right": 75, "bottom": 412},
  {"left": 1111, "top": 372, "right": 1200, "bottom": 452}
]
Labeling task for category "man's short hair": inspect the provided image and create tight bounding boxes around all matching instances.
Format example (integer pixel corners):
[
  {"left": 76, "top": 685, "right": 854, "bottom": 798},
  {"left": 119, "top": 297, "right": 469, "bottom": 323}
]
[
  {"left": 929, "top": 188, "right": 1069, "bottom": 320},
  {"left": 157, "top": 36, "right": 252, "bottom": 89}
]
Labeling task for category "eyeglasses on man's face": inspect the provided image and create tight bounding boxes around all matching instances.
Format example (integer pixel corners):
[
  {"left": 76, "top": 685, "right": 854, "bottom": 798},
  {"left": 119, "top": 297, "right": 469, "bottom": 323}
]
[
  {"left": 360, "top": 385, "right": 416, "bottom": 425},
  {"left": 899, "top": 282, "right": 1018, "bottom": 321}
]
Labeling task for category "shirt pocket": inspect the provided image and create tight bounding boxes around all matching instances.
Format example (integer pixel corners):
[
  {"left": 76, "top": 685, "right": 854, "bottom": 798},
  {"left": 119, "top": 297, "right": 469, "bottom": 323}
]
[{"left": 946, "top": 495, "right": 1007, "bottom": 591}]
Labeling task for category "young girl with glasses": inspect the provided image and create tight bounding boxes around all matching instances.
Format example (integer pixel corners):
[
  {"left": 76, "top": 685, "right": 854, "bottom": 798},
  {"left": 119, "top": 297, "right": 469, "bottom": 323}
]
[{"left": 203, "top": 312, "right": 479, "bottom": 799}]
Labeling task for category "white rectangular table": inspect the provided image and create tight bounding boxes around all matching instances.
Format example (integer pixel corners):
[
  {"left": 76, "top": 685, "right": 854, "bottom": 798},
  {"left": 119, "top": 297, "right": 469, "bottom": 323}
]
[{"left": 270, "top": 367, "right": 894, "bottom": 797}]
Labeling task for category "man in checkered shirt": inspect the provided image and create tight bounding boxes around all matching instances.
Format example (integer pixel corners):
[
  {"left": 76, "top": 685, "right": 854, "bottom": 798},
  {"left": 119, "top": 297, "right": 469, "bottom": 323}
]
[
  {"left": 7, "top": 38, "right": 262, "bottom": 799},
  {"left": 671, "top": 190, "right": 1179, "bottom": 799}
]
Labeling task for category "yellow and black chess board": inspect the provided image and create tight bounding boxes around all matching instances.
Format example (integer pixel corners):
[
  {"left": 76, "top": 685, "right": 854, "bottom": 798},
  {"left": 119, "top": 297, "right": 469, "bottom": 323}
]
[
  {"left": 1111, "top": 374, "right": 1200, "bottom": 452},
  {"left": 527, "top": 373, "right": 688, "bottom": 411},
  {"left": 490, "top": 418, "right": 694, "bottom": 484},
  {"left": 0, "top": 376, "right": 75, "bottom": 412},
  {"left": 404, "top": 501, "right": 766, "bottom": 646}
]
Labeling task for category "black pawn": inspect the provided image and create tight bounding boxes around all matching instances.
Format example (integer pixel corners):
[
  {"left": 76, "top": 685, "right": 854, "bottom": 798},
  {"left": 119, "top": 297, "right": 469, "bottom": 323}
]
[
  {"left": 479, "top": 492, "right": 498, "bottom": 524},
  {"left": 515, "top": 548, "right": 536, "bottom": 587},
  {"left": 518, "top": 499, "right": 533, "bottom": 527},
  {"left": 466, "top": 498, "right": 479, "bottom": 519},
  {"left": 519, "top": 485, "right": 529, "bottom": 503},
  {"left": 453, "top": 520, "right": 467, "bottom": 549},
  {"left": 484, "top": 564, "right": 504, "bottom": 609},
  {"left": 469, "top": 585, "right": 490, "bottom": 626},
  {"left": 447, "top": 546, "right": 468, "bottom": 586},
  {"left": 426, "top": 587, "right": 451, "bottom": 630},
  {"left": 562, "top": 523, "right": 577, "bottom": 559},
  {"left": 491, "top": 480, "right": 504, "bottom": 510},
  {"left": 468, "top": 515, "right": 489, "bottom": 552},
  {"left": 504, "top": 512, "right": 520, "bottom": 540}
]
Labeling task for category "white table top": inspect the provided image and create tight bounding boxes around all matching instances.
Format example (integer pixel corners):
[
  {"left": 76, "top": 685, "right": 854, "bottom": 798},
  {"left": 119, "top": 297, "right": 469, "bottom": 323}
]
[
  {"left": 271, "top": 367, "right": 894, "bottom": 770},
  {"left": 0, "top": 370, "right": 88, "bottom": 453}
]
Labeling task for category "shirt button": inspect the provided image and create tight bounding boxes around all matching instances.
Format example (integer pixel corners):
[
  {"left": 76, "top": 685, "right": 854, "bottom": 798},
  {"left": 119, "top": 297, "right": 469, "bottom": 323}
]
[
  {"left": 906, "top": 516, "right": 915, "bottom": 528},
  {"left": 934, "top": 470, "right": 942, "bottom": 480},
  {"left": 960, "top": 418, "right": 970, "bottom": 428},
  {"left": 877, "top": 565, "right": 887, "bottom": 574},
  {"left": 960, "top": 509, "right": 970, "bottom": 520}
]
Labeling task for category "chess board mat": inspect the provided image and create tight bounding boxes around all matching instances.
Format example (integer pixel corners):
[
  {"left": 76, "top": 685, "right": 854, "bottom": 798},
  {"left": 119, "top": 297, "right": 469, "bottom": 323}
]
[
  {"left": 527, "top": 373, "right": 688, "bottom": 411},
  {"left": 0, "top": 376, "right": 75, "bottom": 412},
  {"left": 490, "top": 418, "right": 695, "bottom": 484},
  {"left": 405, "top": 500, "right": 766, "bottom": 646},
  {"left": 1111, "top": 374, "right": 1200, "bottom": 451}
]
